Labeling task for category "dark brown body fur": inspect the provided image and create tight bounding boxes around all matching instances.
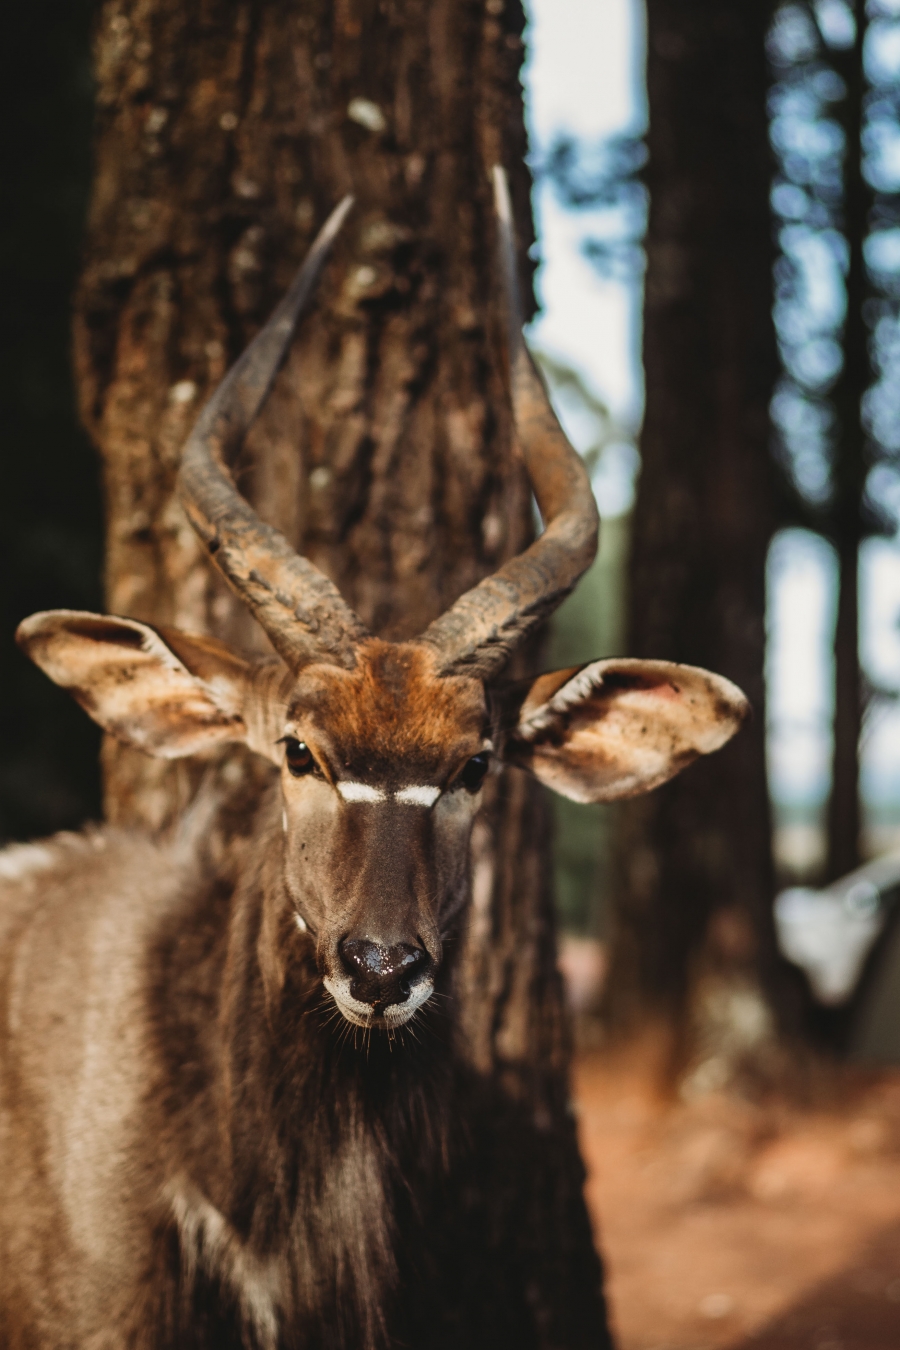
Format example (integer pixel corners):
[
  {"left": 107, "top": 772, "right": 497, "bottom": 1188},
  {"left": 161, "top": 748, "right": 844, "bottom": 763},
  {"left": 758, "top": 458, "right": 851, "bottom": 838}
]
[{"left": 0, "top": 783, "right": 585, "bottom": 1350}]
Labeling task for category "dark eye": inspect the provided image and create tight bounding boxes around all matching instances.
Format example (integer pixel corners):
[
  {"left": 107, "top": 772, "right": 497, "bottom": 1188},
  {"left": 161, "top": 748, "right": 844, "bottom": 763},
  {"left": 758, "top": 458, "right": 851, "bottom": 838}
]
[
  {"left": 282, "top": 738, "right": 315, "bottom": 778},
  {"left": 458, "top": 753, "right": 490, "bottom": 794}
]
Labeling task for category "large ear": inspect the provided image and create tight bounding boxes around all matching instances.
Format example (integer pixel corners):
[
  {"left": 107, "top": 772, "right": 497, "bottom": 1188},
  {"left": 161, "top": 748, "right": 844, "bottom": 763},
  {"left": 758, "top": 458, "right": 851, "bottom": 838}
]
[
  {"left": 500, "top": 658, "right": 750, "bottom": 803},
  {"left": 16, "top": 610, "right": 252, "bottom": 759}
]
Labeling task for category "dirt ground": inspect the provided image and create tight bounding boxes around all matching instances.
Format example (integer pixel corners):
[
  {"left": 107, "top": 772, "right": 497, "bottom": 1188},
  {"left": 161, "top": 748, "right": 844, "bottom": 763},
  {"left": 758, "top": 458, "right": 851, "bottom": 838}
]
[{"left": 574, "top": 1041, "right": 900, "bottom": 1350}]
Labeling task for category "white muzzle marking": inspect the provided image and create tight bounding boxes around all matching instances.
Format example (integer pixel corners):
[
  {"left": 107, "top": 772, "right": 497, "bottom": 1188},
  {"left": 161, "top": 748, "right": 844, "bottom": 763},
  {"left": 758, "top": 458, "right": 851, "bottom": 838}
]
[{"left": 323, "top": 975, "right": 434, "bottom": 1028}]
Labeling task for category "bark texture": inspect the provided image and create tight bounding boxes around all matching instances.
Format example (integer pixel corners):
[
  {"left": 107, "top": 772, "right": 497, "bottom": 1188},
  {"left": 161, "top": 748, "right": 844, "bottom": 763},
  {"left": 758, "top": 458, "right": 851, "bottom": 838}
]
[
  {"left": 607, "top": 0, "right": 786, "bottom": 1038},
  {"left": 74, "top": 0, "right": 609, "bottom": 1343}
]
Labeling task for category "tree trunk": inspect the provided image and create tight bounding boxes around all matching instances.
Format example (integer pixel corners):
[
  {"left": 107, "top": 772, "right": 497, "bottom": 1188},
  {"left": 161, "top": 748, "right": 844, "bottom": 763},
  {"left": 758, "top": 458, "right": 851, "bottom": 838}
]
[
  {"left": 828, "top": 533, "right": 862, "bottom": 879},
  {"left": 826, "top": 0, "right": 868, "bottom": 883},
  {"left": 0, "top": 0, "right": 102, "bottom": 844},
  {"left": 74, "top": 0, "right": 610, "bottom": 1342},
  {"left": 606, "top": 0, "right": 788, "bottom": 1047}
]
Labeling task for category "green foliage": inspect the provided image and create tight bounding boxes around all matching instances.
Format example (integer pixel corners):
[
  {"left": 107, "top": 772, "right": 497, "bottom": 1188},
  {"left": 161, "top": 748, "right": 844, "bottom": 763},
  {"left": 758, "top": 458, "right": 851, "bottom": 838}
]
[{"left": 536, "top": 352, "right": 634, "bottom": 936}]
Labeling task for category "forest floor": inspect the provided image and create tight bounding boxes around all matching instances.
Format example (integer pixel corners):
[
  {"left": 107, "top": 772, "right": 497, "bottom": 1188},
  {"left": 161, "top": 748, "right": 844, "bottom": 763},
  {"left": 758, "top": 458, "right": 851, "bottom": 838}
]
[{"left": 574, "top": 1037, "right": 900, "bottom": 1350}]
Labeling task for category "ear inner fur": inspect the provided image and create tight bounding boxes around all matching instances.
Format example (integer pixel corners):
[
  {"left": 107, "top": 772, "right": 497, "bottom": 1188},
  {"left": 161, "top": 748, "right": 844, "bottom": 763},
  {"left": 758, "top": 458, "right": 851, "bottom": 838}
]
[
  {"left": 502, "top": 658, "right": 750, "bottom": 804},
  {"left": 15, "top": 610, "right": 251, "bottom": 759}
]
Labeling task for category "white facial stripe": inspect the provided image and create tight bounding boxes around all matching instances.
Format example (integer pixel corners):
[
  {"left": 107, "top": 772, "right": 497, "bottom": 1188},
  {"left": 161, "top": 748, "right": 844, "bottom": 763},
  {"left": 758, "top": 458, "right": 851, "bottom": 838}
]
[
  {"left": 395, "top": 785, "right": 441, "bottom": 808},
  {"left": 337, "top": 782, "right": 387, "bottom": 803}
]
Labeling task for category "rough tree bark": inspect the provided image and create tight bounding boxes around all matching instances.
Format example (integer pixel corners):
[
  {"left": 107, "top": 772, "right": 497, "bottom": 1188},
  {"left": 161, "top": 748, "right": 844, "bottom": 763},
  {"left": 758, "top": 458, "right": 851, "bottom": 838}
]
[
  {"left": 606, "top": 0, "right": 789, "bottom": 1047},
  {"left": 73, "top": 0, "right": 609, "bottom": 1342}
]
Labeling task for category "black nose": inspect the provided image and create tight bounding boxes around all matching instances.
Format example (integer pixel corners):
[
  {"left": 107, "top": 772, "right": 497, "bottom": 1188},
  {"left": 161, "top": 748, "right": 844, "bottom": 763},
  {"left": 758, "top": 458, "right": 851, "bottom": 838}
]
[{"left": 338, "top": 938, "right": 431, "bottom": 1008}]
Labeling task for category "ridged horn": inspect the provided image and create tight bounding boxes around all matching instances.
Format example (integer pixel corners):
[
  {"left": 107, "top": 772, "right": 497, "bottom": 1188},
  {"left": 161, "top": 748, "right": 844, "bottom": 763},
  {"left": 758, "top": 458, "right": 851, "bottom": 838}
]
[
  {"left": 416, "top": 166, "right": 599, "bottom": 681},
  {"left": 178, "top": 195, "right": 370, "bottom": 671}
]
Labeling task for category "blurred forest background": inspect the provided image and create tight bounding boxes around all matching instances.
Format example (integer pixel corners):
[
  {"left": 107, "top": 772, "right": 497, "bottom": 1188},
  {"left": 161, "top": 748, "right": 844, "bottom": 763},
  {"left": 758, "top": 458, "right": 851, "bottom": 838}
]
[
  {"left": 6, "top": 0, "right": 900, "bottom": 1061},
  {"left": 533, "top": 0, "right": 900, "bottom": 1059}
]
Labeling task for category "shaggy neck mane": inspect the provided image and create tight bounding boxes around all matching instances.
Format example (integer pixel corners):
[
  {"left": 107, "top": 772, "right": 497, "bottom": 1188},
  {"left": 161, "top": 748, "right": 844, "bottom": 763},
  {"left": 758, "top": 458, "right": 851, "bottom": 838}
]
[{"left": 148, "top": 784, "right": 461, "bottom": 1350}]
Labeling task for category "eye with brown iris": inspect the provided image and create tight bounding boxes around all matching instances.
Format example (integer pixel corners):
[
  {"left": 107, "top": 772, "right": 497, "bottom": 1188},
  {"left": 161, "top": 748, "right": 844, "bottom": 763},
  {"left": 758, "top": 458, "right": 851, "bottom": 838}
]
[
  {"left": 279, "top": 738, "right": 315, "bottom": 778},
  {"left": 458, "top": 753, "right": 490, "bottom": 794}
]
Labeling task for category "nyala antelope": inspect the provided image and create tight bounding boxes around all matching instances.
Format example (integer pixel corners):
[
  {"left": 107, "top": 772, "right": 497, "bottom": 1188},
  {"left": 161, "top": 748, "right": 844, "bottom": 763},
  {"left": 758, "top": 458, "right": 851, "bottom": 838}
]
[{"left": 0, "top": 170, "right": 747, "bottom": 1349}]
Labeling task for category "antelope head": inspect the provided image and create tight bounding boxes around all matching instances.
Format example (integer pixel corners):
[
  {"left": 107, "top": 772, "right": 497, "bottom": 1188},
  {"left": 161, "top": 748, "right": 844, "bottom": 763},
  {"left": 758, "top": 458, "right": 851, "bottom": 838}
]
[{"left": 18, "top": 172, "right": 748, "bottom": 1031}]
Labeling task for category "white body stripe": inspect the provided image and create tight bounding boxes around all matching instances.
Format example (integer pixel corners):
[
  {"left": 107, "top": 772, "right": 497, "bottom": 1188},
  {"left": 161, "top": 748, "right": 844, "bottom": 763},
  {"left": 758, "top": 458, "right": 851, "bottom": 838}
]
[
  {"left": 0, "top": 843, "right": 55, "bottom": 882},
  {"left": 167, "top": 1180, "right": 284, "bottom": 1349},
  {"left": 394, "top": 785, "right": 441, "bottom": 807}
]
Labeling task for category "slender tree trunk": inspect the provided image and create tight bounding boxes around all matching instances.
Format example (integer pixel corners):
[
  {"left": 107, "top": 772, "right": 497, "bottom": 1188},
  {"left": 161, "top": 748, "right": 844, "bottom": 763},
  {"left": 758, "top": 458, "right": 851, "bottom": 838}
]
[
  {"left": 73, "top": 1, "right": 610, "bottom": 1342},
  {"left": 827, "top": 0, "right": 868, "bottom": 883},
  {"left": 607, "top": 0, "right": 788, "bottom": 1045},
  {"left": 829, "top": 534, "right": 862, "bottom": 878}
]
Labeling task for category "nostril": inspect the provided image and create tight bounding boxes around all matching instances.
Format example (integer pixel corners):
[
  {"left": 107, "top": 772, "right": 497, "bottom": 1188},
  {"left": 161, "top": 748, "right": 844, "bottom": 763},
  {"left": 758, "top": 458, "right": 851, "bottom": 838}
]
[
  {"left": 338, "top": 938, "right": 432, "bottom": 1007},
  {"left": 397, "top": 946, "right": 430, "bottom": 997}
]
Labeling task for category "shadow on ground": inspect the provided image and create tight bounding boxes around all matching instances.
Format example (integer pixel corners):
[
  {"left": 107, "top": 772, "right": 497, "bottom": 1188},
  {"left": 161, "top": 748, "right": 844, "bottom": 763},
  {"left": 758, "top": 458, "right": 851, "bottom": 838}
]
[{"left": 729, "top": 1218, "right": 900, "bottom": 1350}]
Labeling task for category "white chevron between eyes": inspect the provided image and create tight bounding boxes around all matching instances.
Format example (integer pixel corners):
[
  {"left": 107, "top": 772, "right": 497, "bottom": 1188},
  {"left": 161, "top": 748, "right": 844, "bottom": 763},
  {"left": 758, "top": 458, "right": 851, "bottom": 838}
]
[
  {"left": 335, "top": 782, "right": 440, "bottom": 806},
  {"left": 336, "top": 782, "right": 387, "bottom": 803},
  {"left": 394, "top": 785, "right": 441, "bottom": 807}
]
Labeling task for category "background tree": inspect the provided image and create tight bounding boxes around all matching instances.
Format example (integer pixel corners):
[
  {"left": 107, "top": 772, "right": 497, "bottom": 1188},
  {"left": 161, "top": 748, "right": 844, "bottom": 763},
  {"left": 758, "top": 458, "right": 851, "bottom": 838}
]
[
  {"left": 769, "top": 0, "right": 900, "bottom": 892},
  {"left": 605, "top": 0, "right": 789, "bottom": 1053},
  {"left": 828, "top": 0, "right": 869, "bottom": 881},
  {"left": 0, "top": 0, "right": 101, "bottom": 842},
  {"left": 68, "top": 0, "right": 609, "bottom": 1340}
]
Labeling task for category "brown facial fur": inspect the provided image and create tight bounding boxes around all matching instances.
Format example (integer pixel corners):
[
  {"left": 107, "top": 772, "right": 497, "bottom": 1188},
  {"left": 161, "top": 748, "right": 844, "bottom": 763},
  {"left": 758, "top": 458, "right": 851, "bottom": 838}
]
[
  {"left": 283, "top": 640, "right": 488, "bottom": 787},
  {"left": 273, "top": 641, "right": 489, "bottom": 1027}
]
